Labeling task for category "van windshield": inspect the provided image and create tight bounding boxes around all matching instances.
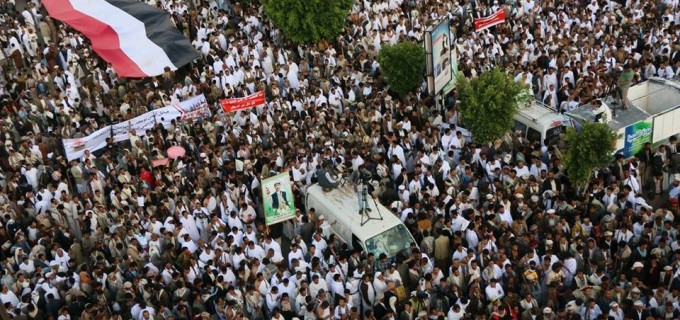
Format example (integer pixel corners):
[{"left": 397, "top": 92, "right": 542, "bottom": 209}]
[{"left": 365, "top": 224, "right": 413, "bottom": 259}]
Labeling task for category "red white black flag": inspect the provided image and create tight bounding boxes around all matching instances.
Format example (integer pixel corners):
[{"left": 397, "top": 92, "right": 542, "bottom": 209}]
[{"left": 43, "top": 0, "right": 200, "bottom": 78}]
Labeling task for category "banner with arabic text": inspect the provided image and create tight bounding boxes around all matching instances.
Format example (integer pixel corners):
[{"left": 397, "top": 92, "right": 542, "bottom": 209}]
[
  {"left": 474, "top": 8, "right": 506, "bottom": 32},
  {"left": 111, "top": 111, "right": 158, "bottom": 143},
  {"left": 111, "top": 94, "right": 211, "bottom": 143},
  {"left": 63, "top": 127, "right": 112, "bottom": 161},
  {"left": 221, "top": 91, "right": 266, "bottom": 113},
  {"left": 62, "top": 95, "right": 210, "bottom": 159}
]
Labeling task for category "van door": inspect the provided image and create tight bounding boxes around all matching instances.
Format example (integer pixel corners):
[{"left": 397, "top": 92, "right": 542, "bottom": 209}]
[
  {"left": 546, "top": 125, "right": 567, "bottom": 145},
  {"left": 526, "top": 127, "right": 542, "bottom": 143},
  {"left": 514, "top": 120, "right": 528, "bottom": 138},
  {"left": 352, "top": 235, "right": 364, "bottom": 251}
]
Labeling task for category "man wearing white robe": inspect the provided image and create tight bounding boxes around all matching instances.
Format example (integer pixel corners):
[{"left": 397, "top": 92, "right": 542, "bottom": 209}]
[
  {"left": 387, "top": 141, "right": 406, "bottom": 166},
  {"left": 287, "top": 61, "right": 300, "bottom": 90},
  {"left": 180, "top": 211, "right": 201, "bottom": 242}
]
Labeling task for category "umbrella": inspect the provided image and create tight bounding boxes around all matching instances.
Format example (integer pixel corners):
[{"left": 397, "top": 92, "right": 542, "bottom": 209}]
[{"left": 167, "top": 146, "right": 186, "bottom": 159}]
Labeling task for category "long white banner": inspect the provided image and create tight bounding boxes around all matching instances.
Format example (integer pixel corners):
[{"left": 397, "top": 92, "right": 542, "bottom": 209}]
[
  {"left": 62, "top": 95, "right": 211, "bottom": 160},
  {"left": 112, "top": 94, "right": 211, "bottom": 142},
  {"left": 63, "top": 127, "right": 112, "bottom": 161},
  {"left": 111, "top": 111, "right": 158, "bottom": 143}
]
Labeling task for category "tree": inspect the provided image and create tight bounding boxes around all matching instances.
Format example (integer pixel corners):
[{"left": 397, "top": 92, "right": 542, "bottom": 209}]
[
  {"left": 376, "top": 41, "right": 426, "bottom": 97},
  {"left": 564, "top": 122, "right": 618, "bottom": 190},
  {"left": 455, "top": 68, "right": 529, "bottom": 144},
  {"left": 263, "top": 0, "right": 352, "bottom": 44}
]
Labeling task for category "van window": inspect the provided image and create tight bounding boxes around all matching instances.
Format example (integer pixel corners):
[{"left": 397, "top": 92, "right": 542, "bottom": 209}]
[
  {"left": 546, "top": 126, "right": 565, "bottom": 144},
  {"left": 527, "top": 127, "right": 542, "bottom": 143},
  {"left": 514, "top": 121, "right": 528, "bottom": 137},
  {"left": 365, "top": 224, "right": 413, "bottom": 259}
]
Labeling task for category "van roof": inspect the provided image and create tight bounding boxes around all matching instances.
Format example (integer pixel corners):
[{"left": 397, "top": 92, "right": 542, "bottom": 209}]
[
  {"left": 566, "top": 98, "right": 651, "bottom": 131},
  {"left": 567, "top": 78, "right": 680, "bottom": 132},
  {"left": 514, "top": 101, "right": 568, "bottom": 129},
  {"left": 305, "top": 184, "right": 404, "bottom": 241}
]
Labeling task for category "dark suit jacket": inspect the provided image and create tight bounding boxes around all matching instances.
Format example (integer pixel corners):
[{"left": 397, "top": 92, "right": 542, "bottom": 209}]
[
  {"left": 610, "top": 161, "right": 627, "bottom": 181},
  {"left": 652, "top": 154, "right": 666, "bottom": 176},
  {"left": 627, "top": 309, "right": 650, "bottom": 320},
  {"left": 271, "top": 191, "right": 289, "bottom": 209},
  {"left": 636, "top": 149, "right": 653, "bottom": 164},
  {"left": 585, "top": 248, "right": 605, "bottom": 267},
  {"left": 541, "top": 178, "right": 562, "bottom": 194}
]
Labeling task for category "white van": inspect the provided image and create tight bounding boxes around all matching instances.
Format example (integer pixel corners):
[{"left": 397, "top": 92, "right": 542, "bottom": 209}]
[
  {"left": 305, "top": 184, "right": 416, "bottom": 260},
  {"left": 513, "top": 100, "right": 577, "bottom": 144}
]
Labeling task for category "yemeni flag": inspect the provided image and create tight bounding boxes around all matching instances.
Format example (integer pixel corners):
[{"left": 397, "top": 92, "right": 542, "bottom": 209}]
[
  {"left": 474, "top": 8, "right": 507, "bottom": 32},
  {"left": 43, "top": 0, "right": 200, "bottom": 78}
]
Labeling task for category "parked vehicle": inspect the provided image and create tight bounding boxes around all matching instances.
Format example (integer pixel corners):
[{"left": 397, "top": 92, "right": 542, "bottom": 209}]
[
  {"left": 305, "top": 184, "right": 416, "bottom": 261},
  {"left": 566, "top": 77, "right": 680, "bottom": 157}
]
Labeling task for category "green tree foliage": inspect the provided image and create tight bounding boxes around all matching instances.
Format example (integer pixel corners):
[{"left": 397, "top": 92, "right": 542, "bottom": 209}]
[
  {"left": 564, "top": 122, "right": 618, "bottom": 189},
  {"left": 455, "top": 68, "right": 529, "bottom": 144},
  {"left": 376, "top": 41, "right": 426, "bottom": 97},
  {"left": 263, "top": 0, "right": 352, "bottom": 44}
]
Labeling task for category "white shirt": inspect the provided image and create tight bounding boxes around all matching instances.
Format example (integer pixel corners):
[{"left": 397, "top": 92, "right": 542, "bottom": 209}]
[{"left": 485, "top": 283, "right": 505, "bottom": 300}]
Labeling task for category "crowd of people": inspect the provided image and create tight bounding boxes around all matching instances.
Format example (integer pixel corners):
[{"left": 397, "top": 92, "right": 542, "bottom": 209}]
[{"left": 0, "top": 0, "right": 679, "bottom": 319}]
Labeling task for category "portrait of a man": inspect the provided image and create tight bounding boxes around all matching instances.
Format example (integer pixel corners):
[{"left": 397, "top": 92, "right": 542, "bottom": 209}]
[{"left": 270, "top": 182, "right": 290, "bottom": 211}]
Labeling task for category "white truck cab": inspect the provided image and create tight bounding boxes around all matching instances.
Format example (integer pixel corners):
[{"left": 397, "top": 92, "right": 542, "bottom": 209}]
[
  {"left": 513, "top": 100, "right": 577, "bottom": 145},
  {"left": 304, "top": 184, "right": 416, "bottom": 261}
]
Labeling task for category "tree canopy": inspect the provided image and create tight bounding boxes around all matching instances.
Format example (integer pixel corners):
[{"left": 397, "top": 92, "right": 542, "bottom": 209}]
[
  {"left": 263, "top": 0, "right": 353, "bottom": 44},
  {"left": 564, "top": 122, "right": 619, "bottom": 189},
  {"left": 376, "top": 41, "right": 426, "bottom": 97},
  {"left": 455, "top": 68, "right": 529, "bottom": 144}
]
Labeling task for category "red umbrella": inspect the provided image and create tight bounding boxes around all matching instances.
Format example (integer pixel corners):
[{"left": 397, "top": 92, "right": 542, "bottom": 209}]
[{"left": 167, "top": 146, "right": 186, "bottom": 159}]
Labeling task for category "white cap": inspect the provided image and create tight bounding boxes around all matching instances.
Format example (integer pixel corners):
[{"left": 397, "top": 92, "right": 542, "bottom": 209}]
[
  {"left": 631, "top": 261, "right": 644, "bottom": 269},
  {"left": 543, "top": 307, "right": 552, "bottom": 314}
]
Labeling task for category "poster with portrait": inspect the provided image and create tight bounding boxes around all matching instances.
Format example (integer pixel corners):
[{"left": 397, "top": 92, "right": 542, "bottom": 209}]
[
  {"left": 262, "top": 172, "right": 296, "bottom": 226},
  {"left": 425, "top": 18, "right": 454, "bottom": 96}
]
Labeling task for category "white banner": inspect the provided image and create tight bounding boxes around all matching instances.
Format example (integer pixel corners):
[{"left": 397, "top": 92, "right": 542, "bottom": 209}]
[
  {"left": 112, "top": 94, "right": 211, "bottom": 143},
  {"left": 111, "top": 111, "right": 158, "bottom": 143},
  {"left": 63, "top": 95, "right": 211, "bottom": 159},
  {"left": 171, "top": 94, "right": 211, "bottom": 120},
  {"left": 63, "top": 127, "right": 111, "bottom": 161},
  {"left": 153, "top": 105, "right": 182, "bottom": 128}
]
